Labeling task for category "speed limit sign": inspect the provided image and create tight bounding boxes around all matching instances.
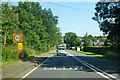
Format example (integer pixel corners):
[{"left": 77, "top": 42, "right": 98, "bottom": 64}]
[{"left": 13, "top": 33, "right": 23, "bottom": 42}]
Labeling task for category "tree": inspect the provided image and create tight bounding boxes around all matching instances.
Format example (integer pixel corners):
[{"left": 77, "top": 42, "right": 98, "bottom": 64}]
[
  {"left": 2, "top": 2, "right": 62, "bottom": 52},
  {"left": 92, "top": 2, "right": 120, "bottom": 48},
  {"left": 2, "top": 2, "right": 19, "bottom": 46},
  {"left": 82, "top": 32, "right": 91, "bottom": 46},
  {"left": 64, "top": 32, "right": 81, "bottom": 48},
  {"left": 75, "top": 37, "right": 81, "bottom": 47}
]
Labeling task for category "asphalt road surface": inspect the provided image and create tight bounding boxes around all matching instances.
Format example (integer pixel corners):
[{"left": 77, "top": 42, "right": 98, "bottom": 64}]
[{"left": 21, "top": 50, "right": 119, "bottom": 80}]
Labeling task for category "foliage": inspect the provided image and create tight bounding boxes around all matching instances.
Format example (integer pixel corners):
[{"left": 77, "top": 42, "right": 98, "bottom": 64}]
[
  {"left": 64, "top": 32, "right": 107, "bottom": 48},
  {"left": 71, "top": 49, "right": 118, "bottom": 62},
  {"left": 83, "top": 46, "right": 111, "bottom": 55},
  {"left": 64, "top": 32, "right": 81, "bottom": 48},
  {"left": 71, "top": 50, "right": 103, "bottom": 58},
  {"left": 2, "top": 2, "right": 62, "bottom": 52},
  {"left": 81, "top": 32, "right": 107, "bottom": 46},
  {"left": 82, "top": 32, "right": 91, "bottom": 46},
  {"left": 2, "top": 46, "right": 19, "bottom": 62},
  {"left": 1, "top": 2, "right": 62, "bottom": 67},
  {"left": 92, "top": 2, "right": 120, "bottom": 48},
  {"left": 91, "top": 36, "right": 106, "bottom": 42}
]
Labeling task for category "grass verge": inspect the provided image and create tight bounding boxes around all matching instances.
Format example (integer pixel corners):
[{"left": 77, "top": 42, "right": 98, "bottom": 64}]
[
  {"left": 2, "top": 46, "right": 55, "bottom": 68},
  {"left": 69, "top": 49, "right": 119, "bottom": 62},
  {"left": 70, "top": 50, "right": 103, "bottom": 58}
]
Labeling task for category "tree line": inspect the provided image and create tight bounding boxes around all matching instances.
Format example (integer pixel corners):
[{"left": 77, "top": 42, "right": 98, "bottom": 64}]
[
  {"left": 2, "top": 2, "right": 62, "bottom": 52},
  {"left": 64, "top": 32, "right": 107, "bottom": 48}
]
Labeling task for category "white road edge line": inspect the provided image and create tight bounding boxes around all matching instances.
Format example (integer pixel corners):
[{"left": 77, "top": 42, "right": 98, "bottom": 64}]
[
  {"left": 20, "top": 54, "right": 54, "bottom": 79},
  {"left": 81, "top": 60, "right": 117, "bottom": 79},
  {"left": 68, "top": 52, "right": 116, "bottom": 80}
]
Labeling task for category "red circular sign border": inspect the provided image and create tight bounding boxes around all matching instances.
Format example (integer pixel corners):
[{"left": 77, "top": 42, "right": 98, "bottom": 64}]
[{"left": 13, "top": 34, "right": 22, "bottom": 42}]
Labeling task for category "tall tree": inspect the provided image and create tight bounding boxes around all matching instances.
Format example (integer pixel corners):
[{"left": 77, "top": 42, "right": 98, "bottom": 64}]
[
  {"left": 64, "top": 32, "right": 81, "bottom": 47},
  {"left": 2, "top": 2, "right": 19, "bottom": 46},
  {"left": 92, "top": 2, "right": 120, "bottom": 48}
]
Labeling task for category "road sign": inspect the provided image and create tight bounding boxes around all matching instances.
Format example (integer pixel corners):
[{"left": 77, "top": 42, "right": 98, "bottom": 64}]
[
  {"left": 13, "top": 33, "right": 23, "bottom": 42},
  {"left": 18, "top": 43, "right": 23, "bottom": 49}
]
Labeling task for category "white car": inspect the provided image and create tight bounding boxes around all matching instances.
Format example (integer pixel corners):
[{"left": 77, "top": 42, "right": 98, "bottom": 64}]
[{"left": 56, "top": 47, "right": 67, "bottom": 56}]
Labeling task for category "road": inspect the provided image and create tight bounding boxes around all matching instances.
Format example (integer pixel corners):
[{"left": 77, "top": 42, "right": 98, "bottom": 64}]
[{"left": 21, "top": 50, "right": 119, "bottom": 80}]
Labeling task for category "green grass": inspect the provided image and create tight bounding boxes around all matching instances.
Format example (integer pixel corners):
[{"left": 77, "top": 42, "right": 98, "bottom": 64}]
[
  {"left": 70, "top": 50, "right": 104, "bottom": 58},
  {"left": 2, "top": 59, "right": 20, "bottom": 68},
  {"left": 2, "top": 45, "right": 56, "bottom": 68},
  {"left": 69, "top": 49, "right": 119, "bottom": 62}
]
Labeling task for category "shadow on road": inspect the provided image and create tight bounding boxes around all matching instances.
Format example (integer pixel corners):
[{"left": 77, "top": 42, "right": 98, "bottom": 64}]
[{"left": 21, "top": 53, "right": 119, "bottom": 76}]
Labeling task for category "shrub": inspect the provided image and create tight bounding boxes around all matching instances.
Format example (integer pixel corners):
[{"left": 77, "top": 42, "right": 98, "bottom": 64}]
[
  {"left": 83, "top": 46, "right": 110, "bottom": 55},
  {"left": 2, "top": 47, "right": 19, "bottom": 62}
]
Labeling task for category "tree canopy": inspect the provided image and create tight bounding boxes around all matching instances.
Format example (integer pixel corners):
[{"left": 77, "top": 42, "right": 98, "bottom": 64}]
[
  {"left": 64, "top": 32, "right": 81, "bottom": 47},
  {"left": 2, "top": 2, "right": 62, "bottom": 52},
  {"left": 92, "top": 2, "right": 120, "bottom": 48}
]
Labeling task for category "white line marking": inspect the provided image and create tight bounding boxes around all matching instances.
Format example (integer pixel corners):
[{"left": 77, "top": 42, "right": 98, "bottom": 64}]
[
  {"left": 21, "top": 54, "right": 54, "bottom": 79},
  {"left": 68, "top": 53, "right": 115, "bottom": 80},
  {"left": 63, "top": 67, "right": 66, "bottom": 70},
  {"left": 74, "top": 67, "right": 78, "bottom": 70},
  {"left": 43, "top": 67, "right": 47, "bottom": 70},
  {"left": 56, "top": 68, "right": 62, "bottom": 70},
  {"left": 70, "top": 67, "right": 72, "bottom": 70},
  {"left": 82, "top": 60, "right": 117, "bottom": 79},
  {"left": 43, "top": 67, "right": 53, "bottom": 70}
]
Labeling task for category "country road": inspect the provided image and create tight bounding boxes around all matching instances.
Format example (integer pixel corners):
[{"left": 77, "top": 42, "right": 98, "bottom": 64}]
[{"left": 21, "top": 50, "right": 119, "bottom": 80}]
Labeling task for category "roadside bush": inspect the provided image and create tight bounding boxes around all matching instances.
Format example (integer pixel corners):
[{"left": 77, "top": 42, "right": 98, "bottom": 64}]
[
  {"left": 23, "top": 46, "right": 40, "bottom": 57},
  {"left": 2, "top": 47, "right": 19, "bottom": 62},
  {"left": 83, "top": 46, "right": 110, "bottom": 55},
  {"left": 83, "top": 46, "right": 119, "bottom": 62}
]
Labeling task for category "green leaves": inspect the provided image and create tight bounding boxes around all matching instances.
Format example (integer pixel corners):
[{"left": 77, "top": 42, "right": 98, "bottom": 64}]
[
  {"left": 93, "top": 2, "right": 120, "bottom": 48},
  {"left": 64, "top": 32, "right": 81, "bottom": 48},
  {"left": 2, "top": 2, "right": 62, "bottom": 52}
]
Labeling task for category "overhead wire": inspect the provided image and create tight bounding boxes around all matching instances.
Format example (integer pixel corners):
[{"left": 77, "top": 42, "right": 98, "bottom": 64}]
[{"left": 45, "top": 2, "right": 94, "bottom": 13}]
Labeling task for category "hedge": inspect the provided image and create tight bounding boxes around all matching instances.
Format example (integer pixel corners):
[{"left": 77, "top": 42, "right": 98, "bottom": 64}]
[{"left": 83, "top": 46, "right": 111, "bottom": 55}]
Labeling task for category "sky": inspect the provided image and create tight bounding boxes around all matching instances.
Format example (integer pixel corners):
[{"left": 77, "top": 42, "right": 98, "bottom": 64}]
[
  {"left": 8, "top": 1, "right": 104, "bottom": 37},
  {"left": 39, "top": 2, "right": 103, "bottom": 37}
]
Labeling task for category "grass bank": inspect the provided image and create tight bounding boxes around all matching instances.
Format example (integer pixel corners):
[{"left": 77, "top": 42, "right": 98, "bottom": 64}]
[
  {"left": 2, "top": 45, "right": 55, "bottom": 68},
  {"left": 70, "top": 50, "right": 103, "bottom": 58},
  {"left": 69, "top": 49, "right": 119, "bottom": 62}
]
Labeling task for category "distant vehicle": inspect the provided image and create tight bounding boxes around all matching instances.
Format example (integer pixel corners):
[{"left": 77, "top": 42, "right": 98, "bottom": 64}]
[
  {"left": 57, "top": 45, "right": 65, "bottom": 49},
  {"left": 56, "top": 47, "right": 67, "bottom": 56},
  {"left": 57, "top": 44, "right": 66, "bottom": 49}
]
